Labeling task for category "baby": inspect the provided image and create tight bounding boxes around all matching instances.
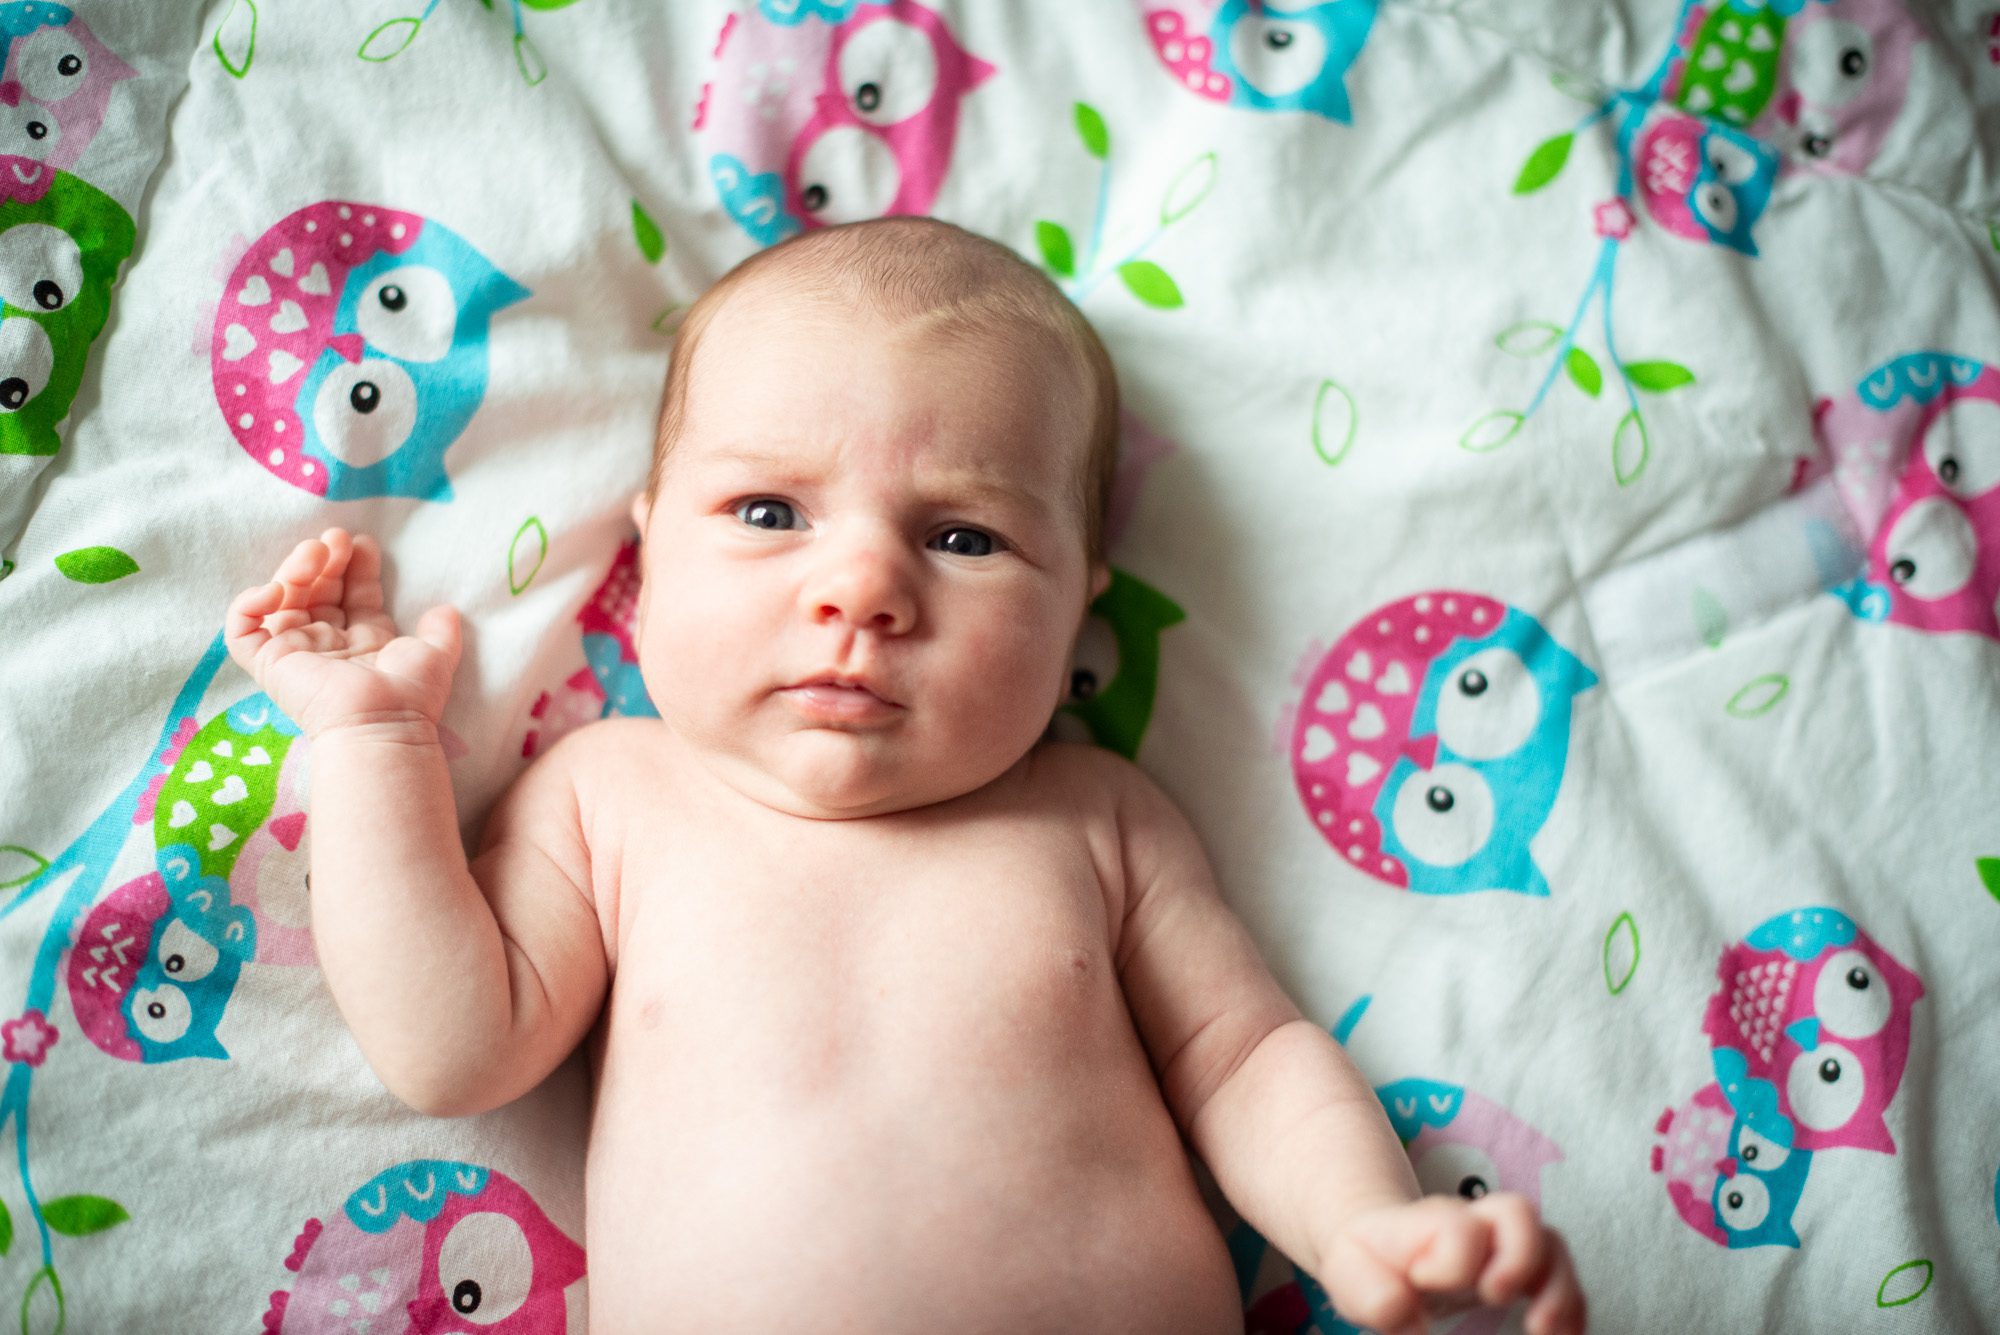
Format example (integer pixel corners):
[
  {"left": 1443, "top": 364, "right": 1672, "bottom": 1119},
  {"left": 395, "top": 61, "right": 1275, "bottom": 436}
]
[{"left": 227, "top": 218, "right": 1585, "bottom": 1334}]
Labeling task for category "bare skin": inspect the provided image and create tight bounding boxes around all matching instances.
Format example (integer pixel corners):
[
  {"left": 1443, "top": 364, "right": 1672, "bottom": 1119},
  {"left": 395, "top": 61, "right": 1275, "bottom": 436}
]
[{"left": 226, "top": 279, "right": 1586, "bottom": 1335}]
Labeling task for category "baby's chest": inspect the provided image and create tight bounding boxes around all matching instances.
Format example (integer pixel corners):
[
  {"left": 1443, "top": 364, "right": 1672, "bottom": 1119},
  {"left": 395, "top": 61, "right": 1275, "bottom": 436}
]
[{"left": 605, "top": 815, "right": 1122, "bottom": 1082}]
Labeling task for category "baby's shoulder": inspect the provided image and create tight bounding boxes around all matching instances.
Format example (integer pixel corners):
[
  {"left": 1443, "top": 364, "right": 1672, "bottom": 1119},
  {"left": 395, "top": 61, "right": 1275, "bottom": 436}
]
[
  {"left": 515, "top": 716, "right": 678, "bottom": 808},
  {"left": 1021, "top": 740, "right": 1163, "bottom": 828}
]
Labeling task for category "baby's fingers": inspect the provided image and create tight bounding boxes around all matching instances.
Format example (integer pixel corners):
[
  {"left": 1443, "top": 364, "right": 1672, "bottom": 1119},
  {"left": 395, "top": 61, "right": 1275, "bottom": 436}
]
[
  {"left": 274, "top": 529, "right": 355, "bottom": 626},
  {"left": 1522, "top": 1233, "right": 1586, "bottom": 1335},
  {"left": 1469, "top": 1192, "right": 1549, "bottom": 1308},
  {"left": 225, "top": 581, "right": 284, "bottom": 669},
  {"left": 1406, "top": 1204, "right": 1493, "bottom": 1297},
  {"left": 1322, "top": 1231, "right": 1426, "bottom": 1335}
]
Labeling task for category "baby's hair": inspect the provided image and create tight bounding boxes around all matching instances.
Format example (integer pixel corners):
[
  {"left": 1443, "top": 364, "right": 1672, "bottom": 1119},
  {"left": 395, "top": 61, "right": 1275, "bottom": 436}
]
[{"left": 649, "top": 217, "right": 1121, "bottom": 564}]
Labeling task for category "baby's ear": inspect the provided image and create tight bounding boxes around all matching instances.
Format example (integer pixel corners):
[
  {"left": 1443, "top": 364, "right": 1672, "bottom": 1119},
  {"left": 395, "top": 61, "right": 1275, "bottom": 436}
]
[
  {"left": 629, "top": 490, "right": 651, "bottom": 537},
  {"left": 1088, "top": 561, "right": 1111, "bottom": 602}
]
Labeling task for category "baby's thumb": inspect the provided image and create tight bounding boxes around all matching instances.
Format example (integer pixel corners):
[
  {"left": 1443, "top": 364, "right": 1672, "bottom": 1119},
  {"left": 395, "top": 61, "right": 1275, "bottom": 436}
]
[{"left": 415, "top": 605, "right": 463, "bottom": 666}]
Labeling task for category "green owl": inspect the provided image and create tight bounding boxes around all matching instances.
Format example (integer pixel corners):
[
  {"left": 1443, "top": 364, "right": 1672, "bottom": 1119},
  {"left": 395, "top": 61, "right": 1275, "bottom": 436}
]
[
  {"left": 0, "top": 161, "right": 135, "bottom": 457},
  {"left": 1671, "top": 5, "right": 1787, "bottom": 126},
  {"left": 1060, "top": 567, "right": 1187, "bottom": 760}
]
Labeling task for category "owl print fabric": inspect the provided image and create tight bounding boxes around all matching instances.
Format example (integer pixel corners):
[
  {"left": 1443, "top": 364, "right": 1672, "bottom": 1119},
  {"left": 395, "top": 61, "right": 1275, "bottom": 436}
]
[{"left": 2, "top": 0, "right": 1998, "bottom": 1329}]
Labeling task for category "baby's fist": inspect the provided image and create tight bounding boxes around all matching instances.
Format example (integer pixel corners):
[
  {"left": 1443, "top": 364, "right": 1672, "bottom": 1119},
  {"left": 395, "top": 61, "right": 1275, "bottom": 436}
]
[{"left": 1316, "top": 1192, "right": 1585, "bottom": 1335}]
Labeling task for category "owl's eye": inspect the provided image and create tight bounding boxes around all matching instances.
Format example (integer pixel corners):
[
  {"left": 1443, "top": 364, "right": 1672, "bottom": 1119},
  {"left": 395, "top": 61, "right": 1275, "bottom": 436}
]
[
  {"left": 0, "top": 97, "right": 60, "bottom": 161},
  {"left": 1411, "top": 1143, "right": 1501, "bottom": 1204},
  {"left": 734, "top": 498, "right": 799, "bottom": 530},
  {"left": 1704, "top": 137, "right": 1759, "bottom": 186},
  {"left": 1714, "top": 1173, "right": 1770, "bottom": 1232},
  {"left": 1920, "top": 397, "right": 2000, "bottom": 500},
  {"left": 1786, "top": 1042, "right": 1865, "bottom": 1132},
  {"left": 311, "top": 358, "right": 418, "bottom": 469},
  {"left": 1812, "top": 949, "right": 1891, "bottom": 1039},
  {"left": 1801, "top": 131, "right": 1834, "bottom": 158},
  {"left": 249, "top": 821, "right": 313, "bottom": 930},
  {"left": 16, "top": 30, "right": 90, "bottom": 103},
  {"left": 157, "top": 921, "right": 220, "bottom": 983},
  {"left": 435, "top": 1211, "right": 534, "bottom": 1325},
  {"left": 1433, "top": 647, "right": 1541, "bottom": 761},
  {"left": 356, "top": 266, "right": 457, "bottom": 364},
  {"left": 0, "top": 315, "right": 54, "bottom": 413},
  {"left": 1792, "top": 21, "right": 1873, "bottom": 108},
  {"left": 1734, "top": 1125, "right": 1790, "bottom": 1173},
  {"left": 1879, "top": 497, "right": 1976, "bottom": 601},
  {"left": 0, "top": 222, "right": 81, "bottom": 315},
  {"left": 794, "top": 125, "right": 900, "bottom": 224},
  {"left": 1067, "top": 613, "right": 1118, "bottom": 705},
  {"left": 1229, "top": 19, "right": 1329, "bottom": 98},
  {"left": 1692, "top": 182, "right": 1738, "bottom": 236},
  {"left": 1389, "top": 763, "right": 1494, "bottom": 869},
  {"left": 130, "top": 984, "right": 192, "bottom": 1044},
  {"left": 837, "top": 18, "right": 939, "bottom": 126}
]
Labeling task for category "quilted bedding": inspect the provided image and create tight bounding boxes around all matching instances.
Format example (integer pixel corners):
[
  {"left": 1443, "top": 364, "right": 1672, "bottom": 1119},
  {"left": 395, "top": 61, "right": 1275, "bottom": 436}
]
[{"left": 1, "top": 0, "right": 1997, "bottom": 1329}]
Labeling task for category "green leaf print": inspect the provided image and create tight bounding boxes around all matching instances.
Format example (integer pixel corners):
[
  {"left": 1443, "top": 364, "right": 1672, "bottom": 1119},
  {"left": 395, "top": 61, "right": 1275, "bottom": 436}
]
[
  {"left": 42, "top": 1196, "right": 127, "bottom": 1238},
  {"left": 631, "top": 201, "right": 666, "bottom": 264},
  {"left": 1977, "top": 857, "right": 2000, "bottom": 902},
  {"left": 1565, "top": 347, "right": 1602, "bottom": 397},
  {"left": 1627, "top": 360, "right": 1695, "bottom": 392},
  {"left": 1159, "top": 152, "right": 1218, "bottom": 225},
  {"left": 358, "top": 17, "right": 421, "bottom": 61},
  {"left": 1460, "top": 410, "right": 1524, "bottom": 454},
  {"left": 0, "top": 845, "right": 48, "bottom": 891},
  {"left": 1513, "top": 133, "right": 1572, "bottom": 195},
  {"left": 1311, "top": 379, "right": 1356, "bottom": 467},
  {"left": 1074, "top": 102, "right": 1109, "bottom": 160},
  {"left": 212, "top": 0, "right": 257, "bottom": 78},
  {"left": 1495, "top": 321, "right": 1563, "bottom": 357},
  {"left": 1117, "top": 261, "right": 1182, "bottom": 309},
  {"left": 53, "top": 546, "right": 138, "bottom": 584},
  {"left": 1613, "top": 410, "right": 1650, "bottom": 486},
  {"left": 1035, "top": 221, "right": 1074, "bottom": 278},
  {"left": 0, "top": 1195, "right": 11, "bottom": 1257}
]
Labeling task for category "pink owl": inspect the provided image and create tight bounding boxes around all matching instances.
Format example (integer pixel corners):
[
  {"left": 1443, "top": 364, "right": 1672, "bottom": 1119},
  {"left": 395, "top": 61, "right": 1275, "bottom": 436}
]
[
  {"left": 65, "top": 870, "right": 165, "bottom": 1062},
  {"left": 0, "top": 10, "right": 136, "bottom": 173},
  {"left": 696, "top": 0, "right": 996, "bottom": 244},
  {"left": 1822, "top": 352, "right": 2000, "bottom": 640},
  {"left": 1288, "top": 592, "right": 1595, "bottom": 897},
  {"left": 211, "top": 201, "right": 527, "bottom": 502},
  {"left": 1768, "top": 0, "right": 1928, "bottom": 177},
  {"left": 229, "top": 735, "right": 314, "bottom": 966},
  {"left": 522, "top": 539, "right": 658, "bottom": 758},
  {"left": 264, "top": 1159, "right": 585, "bottom": 1334},
  {"left": 1700, "top": 908, "right": 1924, "bottom": 1155},
  {"left": 1652, "top": 1084, "right": 1737, "bottom": 1246}
]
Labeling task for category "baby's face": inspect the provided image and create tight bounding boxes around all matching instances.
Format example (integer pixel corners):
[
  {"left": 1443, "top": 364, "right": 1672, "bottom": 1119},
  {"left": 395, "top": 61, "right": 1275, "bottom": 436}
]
[{"left": 632, "top": 292, "right": 1109, "bottom": 819}]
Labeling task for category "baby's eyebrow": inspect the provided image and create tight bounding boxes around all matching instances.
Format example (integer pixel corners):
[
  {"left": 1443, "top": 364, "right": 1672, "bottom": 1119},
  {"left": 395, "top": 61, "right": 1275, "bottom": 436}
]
[{"left": 698, "top": 447, "right": 1048, "bottom": 516}]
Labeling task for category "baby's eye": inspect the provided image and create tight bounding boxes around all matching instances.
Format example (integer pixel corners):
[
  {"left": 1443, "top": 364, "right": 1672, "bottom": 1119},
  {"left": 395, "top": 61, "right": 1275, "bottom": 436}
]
[
  {"left": 734, "top": 499, "right": 800, "bottom": 530},
  {"left": 929, "top": 527, "right": 997, "bottom": 557}
]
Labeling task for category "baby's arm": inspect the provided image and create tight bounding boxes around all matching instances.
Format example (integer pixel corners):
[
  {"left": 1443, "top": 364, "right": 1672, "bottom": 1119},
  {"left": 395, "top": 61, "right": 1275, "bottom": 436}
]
[
  {"left": 227, "top": 529, "right": 608, "bottom": 1117},
  {"left": 1106, "top": 757, "right": 1584, "bottom": 1335}
]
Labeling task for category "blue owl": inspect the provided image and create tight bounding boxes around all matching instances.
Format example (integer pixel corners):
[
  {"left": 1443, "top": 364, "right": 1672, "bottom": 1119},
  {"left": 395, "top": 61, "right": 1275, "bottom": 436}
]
[
  {"left": 1654, "top": 1082, "right": 1814, "bottom": 1249},
  {"left": 1143, "top": 0, "right": 1378, "bottom": 123},
  {"left": 1624, "top": 102, "right": 1780, "bottom": 256},
  {"left": 66, "top": 844, "right": 254, "bottom": 1063},
  {"left": 211, "top": 201, "right": 529, "bottom": 502},
  {"left": 1293, "top": 593, "right": 1597, "bottom": 897}
]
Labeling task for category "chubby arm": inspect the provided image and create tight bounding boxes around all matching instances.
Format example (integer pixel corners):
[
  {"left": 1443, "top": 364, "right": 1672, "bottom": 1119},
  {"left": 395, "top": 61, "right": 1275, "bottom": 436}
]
[
  {"left": 1109, "top": 758, "right": 1584, "bottom": 1335},
  {"left": 310, "top": 727, "right": 608, "bottom": 1118},
  {"left": 228, "top": 529, "right": 608, "bottom": 1118}
]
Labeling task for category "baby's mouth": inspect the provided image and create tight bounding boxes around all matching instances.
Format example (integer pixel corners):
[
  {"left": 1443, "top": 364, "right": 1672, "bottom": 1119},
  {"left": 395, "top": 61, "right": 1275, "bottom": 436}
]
[{"left": 779, "top": 675, "right": 903, "bottom": 722}]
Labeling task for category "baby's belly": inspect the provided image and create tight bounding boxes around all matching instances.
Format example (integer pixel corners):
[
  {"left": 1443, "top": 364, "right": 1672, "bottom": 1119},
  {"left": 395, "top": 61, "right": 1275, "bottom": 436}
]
[{"left": 581, "top": 936, "right": 1240, "bottom": 1332}]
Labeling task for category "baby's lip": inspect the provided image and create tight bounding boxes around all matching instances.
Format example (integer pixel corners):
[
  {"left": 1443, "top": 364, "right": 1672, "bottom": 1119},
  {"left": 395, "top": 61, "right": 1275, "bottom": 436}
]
[{"left": 785, "top": 673, "right": 901, "bottom": 707}]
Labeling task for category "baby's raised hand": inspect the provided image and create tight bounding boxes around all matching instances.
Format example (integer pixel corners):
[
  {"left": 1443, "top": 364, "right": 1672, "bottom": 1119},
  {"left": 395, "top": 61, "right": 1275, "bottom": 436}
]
[
  {"left": 1317, "top": 1193, "right": 1585, "bottom": 1335},
  {"left": 226, "top": 528, "right": 461, "bottom": 741}
]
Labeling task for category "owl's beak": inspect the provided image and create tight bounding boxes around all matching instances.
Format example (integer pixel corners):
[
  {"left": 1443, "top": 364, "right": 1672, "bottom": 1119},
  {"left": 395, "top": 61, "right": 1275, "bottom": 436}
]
[
  {"left": 328, "top": 333, "right": 365, "bottom": 364},
  {"left": 1399, "top": 733, "right": 1439, "bottom": 770},
  {"left": 0, "top": 82, "right": 19, "bottom": 109},
  {"left": 1715, "top": 1156, "right": 1738, "bottom": 1178}
]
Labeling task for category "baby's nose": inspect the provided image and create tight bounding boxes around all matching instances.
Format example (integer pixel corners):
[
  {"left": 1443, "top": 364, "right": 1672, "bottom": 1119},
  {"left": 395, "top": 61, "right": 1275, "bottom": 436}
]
[{"left": 802, "top": 541, "right": 915, "bottom": 634}]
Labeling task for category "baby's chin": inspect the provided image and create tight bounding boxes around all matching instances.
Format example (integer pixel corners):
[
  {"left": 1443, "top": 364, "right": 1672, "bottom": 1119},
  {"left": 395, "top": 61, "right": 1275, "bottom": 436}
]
[{"left": 716, "top": 727, "right": 1022, "bottom": 820}]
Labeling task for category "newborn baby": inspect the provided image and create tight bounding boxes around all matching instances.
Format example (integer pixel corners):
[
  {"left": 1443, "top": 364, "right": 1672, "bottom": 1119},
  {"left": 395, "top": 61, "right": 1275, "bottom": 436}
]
[{"left": 227, "top": 218, "right": 1585, "bottom": 1334}]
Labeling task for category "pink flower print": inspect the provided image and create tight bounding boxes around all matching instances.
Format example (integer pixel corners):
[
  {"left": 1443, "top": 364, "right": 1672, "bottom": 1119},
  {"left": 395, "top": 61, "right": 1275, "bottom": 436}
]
[
  {"left": 136, "top": 717, "right": 201, "bottom": 824},
  {"left": 3, "top": 1009, "right": 57, "bottom": 1067},
  {"left": 1594, "top": 197, "right": 1636, "bottom": 241}
]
